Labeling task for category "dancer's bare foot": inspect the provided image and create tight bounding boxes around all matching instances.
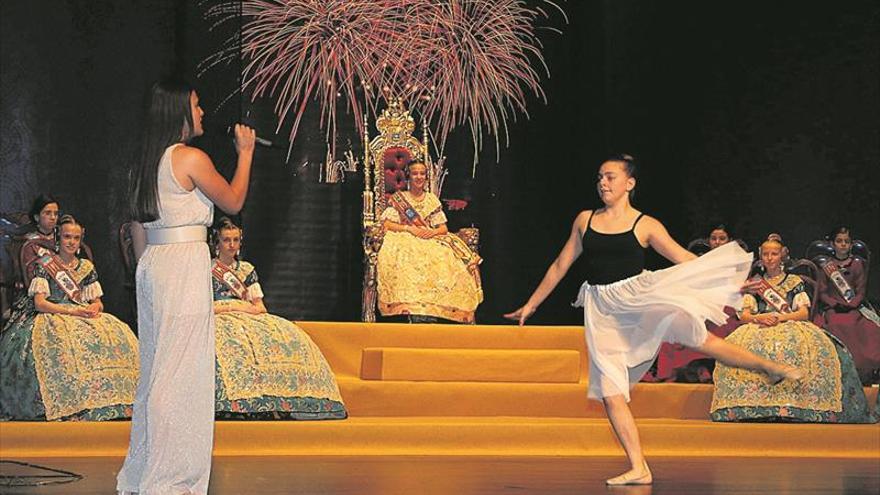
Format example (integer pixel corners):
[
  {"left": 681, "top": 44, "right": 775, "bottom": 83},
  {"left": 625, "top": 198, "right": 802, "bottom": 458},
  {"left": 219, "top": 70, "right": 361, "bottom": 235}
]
[
  {"left": 767, "top": 364, "right": 806, "bottom": 385},
  {"left": 606, "top": 461, "right": 653, "bottom": 485}
]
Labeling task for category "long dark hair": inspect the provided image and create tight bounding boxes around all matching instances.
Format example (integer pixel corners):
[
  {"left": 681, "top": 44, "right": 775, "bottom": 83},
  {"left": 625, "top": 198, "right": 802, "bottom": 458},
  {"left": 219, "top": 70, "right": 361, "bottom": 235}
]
[
  {"left": 129, "top": 79, "right": 195, "bottom": 222},
  {"left": 708, "top": 223, "right": 732, "bottom": 238},
  {"left": 29, "top": 193, "right": 60, "bottom": 223}
]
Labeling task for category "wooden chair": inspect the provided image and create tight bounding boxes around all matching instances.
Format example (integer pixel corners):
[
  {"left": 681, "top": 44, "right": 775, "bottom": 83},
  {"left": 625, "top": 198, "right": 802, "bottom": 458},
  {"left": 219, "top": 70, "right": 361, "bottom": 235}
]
[
  {"left": 805, "top": 239, "right": 871, "bottom": 264},
  {"left": 0, "top": 211, "right": 31, "bottom": 324},
  {"left": 118, "top": 222, "right": 137, "bottom": 322}
]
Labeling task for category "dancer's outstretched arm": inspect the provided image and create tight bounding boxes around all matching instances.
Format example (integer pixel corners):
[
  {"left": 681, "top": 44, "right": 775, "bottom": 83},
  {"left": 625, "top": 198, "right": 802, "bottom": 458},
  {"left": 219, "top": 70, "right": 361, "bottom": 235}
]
[
  {"left": 642, "top": 216, "right": 697, "bottom": 264},
  {"left": 504, "top": 211, "right": 590, "bottom": 325}
]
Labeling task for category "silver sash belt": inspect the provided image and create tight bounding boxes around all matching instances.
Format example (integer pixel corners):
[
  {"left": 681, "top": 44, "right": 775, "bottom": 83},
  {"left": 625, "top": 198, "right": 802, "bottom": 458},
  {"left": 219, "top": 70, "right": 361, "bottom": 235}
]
[{"left": 145, "top": 225, "right": 207, "bottom": 245}]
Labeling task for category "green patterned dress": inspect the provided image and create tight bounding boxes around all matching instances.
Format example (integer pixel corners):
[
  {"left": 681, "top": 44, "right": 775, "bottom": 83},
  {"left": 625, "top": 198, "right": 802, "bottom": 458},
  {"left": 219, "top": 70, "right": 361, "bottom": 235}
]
[
  {"left": 0, "top": 259, "right": 138, "bottom": 421},
  {"left": 212, "top": 259, "right": 347, "bottom": 420},
  {"left": 711, "top": 273, "right": 874, "bottom": 423}
]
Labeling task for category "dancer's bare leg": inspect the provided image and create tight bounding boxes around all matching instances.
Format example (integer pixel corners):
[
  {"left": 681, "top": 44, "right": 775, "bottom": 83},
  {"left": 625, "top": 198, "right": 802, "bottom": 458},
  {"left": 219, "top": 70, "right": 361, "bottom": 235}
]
[
  {"left": 603, "top": 394, "right": 653, "bottom": 485},
  {"left": 697, "top": 333, "right": 805, "bottom": 382}
]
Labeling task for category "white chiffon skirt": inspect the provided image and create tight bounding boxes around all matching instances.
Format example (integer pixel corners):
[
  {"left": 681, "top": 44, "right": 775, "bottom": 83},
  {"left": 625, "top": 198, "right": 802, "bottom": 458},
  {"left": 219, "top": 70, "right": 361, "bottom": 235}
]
[{"left": 573, "top": 242, "right": 753, "bottom": 401}]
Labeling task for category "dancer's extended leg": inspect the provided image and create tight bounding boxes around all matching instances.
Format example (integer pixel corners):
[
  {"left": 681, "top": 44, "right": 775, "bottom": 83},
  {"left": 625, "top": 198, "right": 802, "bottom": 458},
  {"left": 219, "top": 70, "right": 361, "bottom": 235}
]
[
  {"left": 697, "top": 333, "right": 805, "bottom": 383},
  {"left": 603, "top": 394, "right": 653, "bottom": 485}
]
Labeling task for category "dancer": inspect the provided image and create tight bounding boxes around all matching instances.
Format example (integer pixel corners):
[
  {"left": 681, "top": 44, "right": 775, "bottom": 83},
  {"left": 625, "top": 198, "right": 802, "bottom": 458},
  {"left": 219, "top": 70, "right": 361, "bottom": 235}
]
[
  {"left": 117, "top": 79, "right": 255, "bottom": 495},
  {"left": 505, "top": 154, "right": 803, "bottom": 485}
]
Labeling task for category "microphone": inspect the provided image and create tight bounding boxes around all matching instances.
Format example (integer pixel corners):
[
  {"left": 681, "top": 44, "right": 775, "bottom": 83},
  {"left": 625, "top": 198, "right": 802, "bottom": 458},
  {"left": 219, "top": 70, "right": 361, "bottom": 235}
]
[{"left": 221, "top": 124, "right": 289, "bottom": 150}]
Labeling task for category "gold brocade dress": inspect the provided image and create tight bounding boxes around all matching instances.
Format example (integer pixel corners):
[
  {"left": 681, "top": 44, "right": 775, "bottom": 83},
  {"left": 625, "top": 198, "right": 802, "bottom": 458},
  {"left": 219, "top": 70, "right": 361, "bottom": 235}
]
[
  {"left": 377, "top": 191, "right": 483, "bottom": 323},
  {"left": 211, "top": 259, "right": 346, "bottom": 419}
]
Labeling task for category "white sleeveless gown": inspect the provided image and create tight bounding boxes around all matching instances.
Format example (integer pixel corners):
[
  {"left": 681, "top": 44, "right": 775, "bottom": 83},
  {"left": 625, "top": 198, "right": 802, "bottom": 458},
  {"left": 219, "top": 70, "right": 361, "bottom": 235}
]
[{"left": 117, "top": 144, "right": 215, "bottom": 495}]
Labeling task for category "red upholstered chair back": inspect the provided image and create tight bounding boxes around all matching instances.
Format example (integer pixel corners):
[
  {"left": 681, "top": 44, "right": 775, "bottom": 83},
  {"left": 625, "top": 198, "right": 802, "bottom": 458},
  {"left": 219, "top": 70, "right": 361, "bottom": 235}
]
[{"left": 383, "top": 147, "right": 413, "bottom": 199}]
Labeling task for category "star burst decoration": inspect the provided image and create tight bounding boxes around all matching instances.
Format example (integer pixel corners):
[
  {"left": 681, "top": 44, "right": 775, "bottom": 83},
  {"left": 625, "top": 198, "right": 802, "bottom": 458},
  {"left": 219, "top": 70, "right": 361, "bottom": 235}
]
[{"left": 203, "top": 0, "right": 565, "bottom": 160}]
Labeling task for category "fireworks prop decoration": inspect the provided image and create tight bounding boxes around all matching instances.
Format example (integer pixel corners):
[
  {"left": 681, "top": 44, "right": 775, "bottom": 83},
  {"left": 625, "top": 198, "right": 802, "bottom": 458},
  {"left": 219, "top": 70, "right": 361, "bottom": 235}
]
[{"left": 203, "top": 0, "right": 565, "bottom": 164}]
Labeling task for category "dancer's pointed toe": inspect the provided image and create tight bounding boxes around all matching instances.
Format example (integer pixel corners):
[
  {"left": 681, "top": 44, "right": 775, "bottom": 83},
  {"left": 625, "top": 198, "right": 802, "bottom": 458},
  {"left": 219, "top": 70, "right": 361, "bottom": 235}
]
[{"left": 606, "top": 463, "right": 653, "bottom": 486}]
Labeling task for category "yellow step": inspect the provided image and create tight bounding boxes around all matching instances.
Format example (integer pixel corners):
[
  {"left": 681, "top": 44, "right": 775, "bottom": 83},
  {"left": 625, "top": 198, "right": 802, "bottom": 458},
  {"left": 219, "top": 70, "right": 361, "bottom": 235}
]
[
  {"left": 2, "top": 418, "right": 877, "bottom": 458},
  {"left": 360, "top": 347, "right": 581, "bottom": 382}
]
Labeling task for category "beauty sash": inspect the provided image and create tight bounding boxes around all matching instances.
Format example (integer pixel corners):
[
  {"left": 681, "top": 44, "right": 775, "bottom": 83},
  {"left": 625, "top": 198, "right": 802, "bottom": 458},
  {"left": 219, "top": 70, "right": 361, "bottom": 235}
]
[
  {"left": 389, "top": 192, "right": 430, "bottom": 228},
  {"left": 389, "top": 192, "right": 480, "bottom": 274},
  {"left": 754, "top": 277, "right": 791, "bottom": 313},
  {"left": 35, "top": 254, "right": 83, "bottom": 304},
  {"left": 819, "top": 260, "right": 855, "bottom": 303},
  {"left": 212, "top": 260, "right": 249, "bottom": 301}
]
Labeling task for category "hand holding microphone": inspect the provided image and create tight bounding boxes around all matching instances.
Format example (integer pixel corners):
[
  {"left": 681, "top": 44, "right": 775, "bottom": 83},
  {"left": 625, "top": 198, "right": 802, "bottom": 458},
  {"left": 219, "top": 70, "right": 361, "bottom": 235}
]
[
  {"left": 223, "top": 123, "right": 288, "bottom": 150},
  {"left": 233, "top": 124, "right": 256, "bottom": 155}
]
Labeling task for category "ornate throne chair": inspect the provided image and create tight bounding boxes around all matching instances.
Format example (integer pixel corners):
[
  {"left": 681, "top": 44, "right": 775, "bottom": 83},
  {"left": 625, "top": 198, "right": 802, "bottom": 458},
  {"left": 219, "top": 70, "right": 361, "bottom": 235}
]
[{"left": 360, "top": 98, "right": 480, "bottom": 322}]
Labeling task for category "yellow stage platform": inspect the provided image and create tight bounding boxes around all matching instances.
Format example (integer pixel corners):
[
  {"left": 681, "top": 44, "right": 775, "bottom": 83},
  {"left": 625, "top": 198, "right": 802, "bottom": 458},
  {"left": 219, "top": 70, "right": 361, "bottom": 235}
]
[{"left": 1, "top": 322, "right": 878, "bottom": 458}]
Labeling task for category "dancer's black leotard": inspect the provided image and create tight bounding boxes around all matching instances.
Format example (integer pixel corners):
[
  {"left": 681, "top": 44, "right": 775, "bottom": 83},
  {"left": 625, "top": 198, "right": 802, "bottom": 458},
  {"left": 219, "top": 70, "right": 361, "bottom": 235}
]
[{"left": 581, "top": 211, "right": 645, "bottom": 285}]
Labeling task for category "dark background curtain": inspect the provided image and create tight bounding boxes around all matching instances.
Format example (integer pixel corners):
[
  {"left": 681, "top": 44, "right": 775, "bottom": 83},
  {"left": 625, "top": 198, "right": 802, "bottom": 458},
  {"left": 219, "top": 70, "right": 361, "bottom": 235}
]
[{"left": 2, "top": 0, "right": 877, "bottom": 327}]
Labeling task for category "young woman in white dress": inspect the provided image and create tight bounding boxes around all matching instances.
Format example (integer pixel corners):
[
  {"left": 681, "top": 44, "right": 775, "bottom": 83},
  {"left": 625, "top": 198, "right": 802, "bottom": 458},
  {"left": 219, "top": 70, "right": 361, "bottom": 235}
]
[
  {"left": 505, "top": 154, "right": 804, "bottom": 486},
  {"left": 117, "top": 79, "right": 255, "bottom": 495}
]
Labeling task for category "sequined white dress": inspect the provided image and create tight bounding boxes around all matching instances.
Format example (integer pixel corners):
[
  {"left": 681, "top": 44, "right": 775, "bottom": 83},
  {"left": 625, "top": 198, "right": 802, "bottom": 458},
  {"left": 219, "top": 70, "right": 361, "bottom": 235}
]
[{"left": 117, "top": 144, "right": 215, "bottom": 495}]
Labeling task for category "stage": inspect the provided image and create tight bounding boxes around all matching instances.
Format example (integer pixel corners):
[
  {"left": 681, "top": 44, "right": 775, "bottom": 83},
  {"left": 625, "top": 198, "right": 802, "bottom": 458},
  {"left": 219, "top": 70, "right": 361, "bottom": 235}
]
[
  {"left": 3, "top": 456, "right": 879, "bottom": 495},
  {"left": 1, "top": 323, "right": 878, "bottom": 493}
]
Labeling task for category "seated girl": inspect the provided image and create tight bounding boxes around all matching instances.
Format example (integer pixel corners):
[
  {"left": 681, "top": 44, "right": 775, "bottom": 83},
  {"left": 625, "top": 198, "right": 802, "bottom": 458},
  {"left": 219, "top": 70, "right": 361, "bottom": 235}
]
[
  {"left": 19, "top": 194, "right": 61, "bottom": 286},
  {"left": 812, "top": 226, "right": 880, "bottom": 384},
  {"left": 4, "top": 194, "right": 61, "bottom": 323},
  {"left": 711, "top": 237, "right": 874, "bottom": 423},
  {"left": 0, "top": 215, "right": 139, "bottom": 420},
  {"left": 378, "top": 160, "right": 483, "bottom": 323},
  {"left": 211, "top": 217, "right": 346, "bottom": 419}
]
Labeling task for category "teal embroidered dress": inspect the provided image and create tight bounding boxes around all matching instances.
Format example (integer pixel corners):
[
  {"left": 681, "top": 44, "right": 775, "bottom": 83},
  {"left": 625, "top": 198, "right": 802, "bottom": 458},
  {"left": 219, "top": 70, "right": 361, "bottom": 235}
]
[
  {"left": 212, "top": 259, "right": 346, "bottom": 419},
  {"left": 0, "top": 259, "right": 138, "bottom": 420},
  {"left": 711, "top": 274, "right": 874, "bottom": 423}
]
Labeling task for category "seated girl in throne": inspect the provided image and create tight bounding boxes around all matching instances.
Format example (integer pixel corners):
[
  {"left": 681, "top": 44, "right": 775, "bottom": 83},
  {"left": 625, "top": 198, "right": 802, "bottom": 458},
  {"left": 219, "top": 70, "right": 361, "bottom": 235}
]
[{"left": 378, "top": 160, "right": 483, "bottom": 323}]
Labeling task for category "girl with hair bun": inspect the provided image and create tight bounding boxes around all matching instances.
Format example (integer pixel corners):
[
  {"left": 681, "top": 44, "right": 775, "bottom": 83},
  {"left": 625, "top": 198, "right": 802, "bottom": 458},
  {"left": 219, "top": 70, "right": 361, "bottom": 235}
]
[{"left": 711, "top": 236, "right": 875, "bottom": 423}]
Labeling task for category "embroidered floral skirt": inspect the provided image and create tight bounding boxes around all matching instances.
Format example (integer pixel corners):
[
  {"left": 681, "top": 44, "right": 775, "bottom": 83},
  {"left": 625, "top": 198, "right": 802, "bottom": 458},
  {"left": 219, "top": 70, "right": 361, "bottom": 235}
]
[
  {"left": 711, "top": 320, "right": 875, "bottom": 423},
  {"left": 213, "top": 307, "right": 346, "bottom": 420},
  {"left": 0, "top": 309, "right": 138, "bottom": 420},
  {"left": 377, "top": 231, "right": 483, "bottom": 323}
]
